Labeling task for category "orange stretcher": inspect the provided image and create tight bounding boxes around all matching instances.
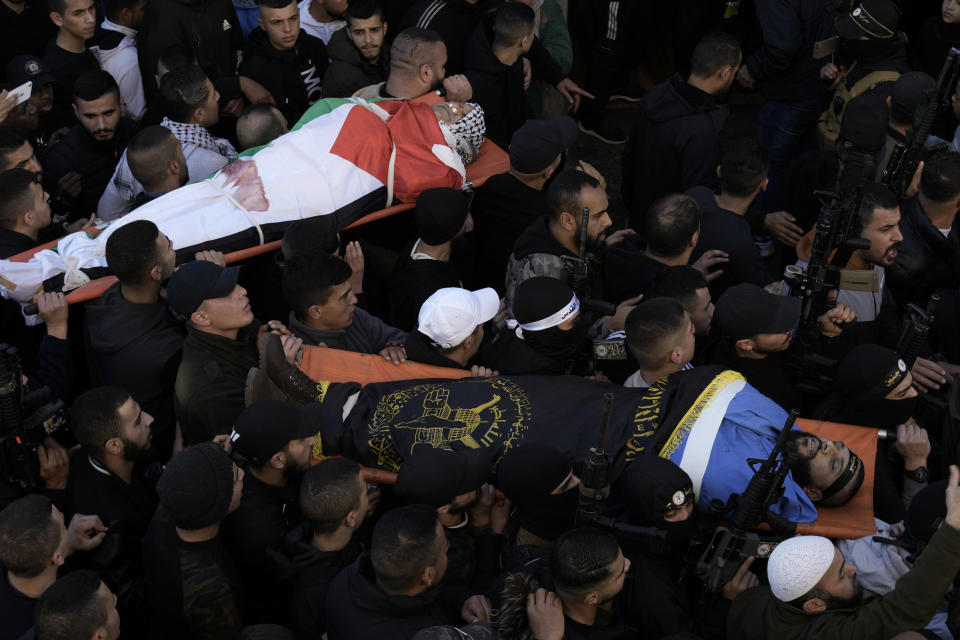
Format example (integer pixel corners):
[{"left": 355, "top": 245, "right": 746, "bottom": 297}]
[
  {"left": 302, "top": 345, "right": 878, "bottom": 540},
  {"left": 6, "top": 140, "right": 508, "bottom": 304}
]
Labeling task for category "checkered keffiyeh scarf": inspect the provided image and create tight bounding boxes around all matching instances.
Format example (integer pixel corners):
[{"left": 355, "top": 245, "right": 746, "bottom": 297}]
[
  {"left": 162, "top": 117, "right": 237, "bottom": 157},
  {"left": 437, "top": 103, "right": 486, "bottom": 166}
]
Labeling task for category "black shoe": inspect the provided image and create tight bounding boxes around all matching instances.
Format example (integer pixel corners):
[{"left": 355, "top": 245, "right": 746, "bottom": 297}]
[
  {"left": 578, "top": 119, "right": 627, "bottom": 145},
  {"left": 260, "top": 333, "right": 326, "bottom": 403},
  {"left": 609, "top": 86, "right": 645, "bottom": 103}
]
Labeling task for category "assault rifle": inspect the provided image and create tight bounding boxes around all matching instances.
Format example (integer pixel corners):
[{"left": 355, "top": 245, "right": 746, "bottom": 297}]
[
  {"left": 0, "top": 344, "right": 67, "bottom": 489},
  {"left": 569, "top": 207, "right": 616, "bottom": 318},
  {"left": 898, "top": 293, "right": 940, "bottom": 369},
  {"left": 576, "top": 393, "right": 667, "bottom": 545},
  {"left": 883, "top": 47, "right": 960, "bottom": 200},
  {"left": 695, "top": 410, "right": 800, "bottom": 592}
]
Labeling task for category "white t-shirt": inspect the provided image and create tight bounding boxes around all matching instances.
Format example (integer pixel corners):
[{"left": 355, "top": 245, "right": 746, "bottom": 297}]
[{"left": 298, "top": 0, "right": 345, "bottom": 45}]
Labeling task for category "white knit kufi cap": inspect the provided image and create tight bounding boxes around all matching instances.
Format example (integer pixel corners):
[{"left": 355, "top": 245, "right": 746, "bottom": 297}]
[{"left": 767, "top": 535, "right": 836, "bottom": 602}]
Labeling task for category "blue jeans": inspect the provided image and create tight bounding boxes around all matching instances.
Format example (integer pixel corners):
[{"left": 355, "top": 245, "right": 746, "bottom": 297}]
[{"left": 758, "top": 97, "right": 822, "bottom": 212}]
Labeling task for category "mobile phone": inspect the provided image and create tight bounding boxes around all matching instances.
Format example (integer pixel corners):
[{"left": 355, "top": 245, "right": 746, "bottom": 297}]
[{"left": 7, "top": 81, "right": 32, "bottom": 106}]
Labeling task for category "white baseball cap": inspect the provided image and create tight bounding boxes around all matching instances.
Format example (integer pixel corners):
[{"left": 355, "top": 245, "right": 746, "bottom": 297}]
[
  {"left": 417, "top": 287, "right": 499, "bottom": 349},
  {"left": 767, "top": 535, "right": 837, "bottom": 602}
]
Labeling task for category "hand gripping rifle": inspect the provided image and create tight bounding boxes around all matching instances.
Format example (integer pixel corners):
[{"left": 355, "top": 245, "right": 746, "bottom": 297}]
[
  {"left": 898, "top": 293, "right": 941, "bottom": 369},
  {"left": 569, "top": 207, "right": 616, "bottom": 318},
  {"left": 576, "top": 393, "right": 668, "bottom": 545},
  {"left": 883, "top": 47, "right": 960, "bottom": 200},
  {"left": 695, "top": 410, "right": 799, "bottom": 592}
]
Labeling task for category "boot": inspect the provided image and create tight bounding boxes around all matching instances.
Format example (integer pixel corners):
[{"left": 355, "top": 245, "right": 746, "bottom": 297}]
[
  {"left": 260, "top": 332, "right": 327, "bottom": 403},
  {"left": 244, "top": 368, "right": 292, "bottom": 406}
]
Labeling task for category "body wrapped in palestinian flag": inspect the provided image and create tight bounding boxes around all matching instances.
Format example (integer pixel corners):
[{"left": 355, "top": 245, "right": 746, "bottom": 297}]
[
  {"left": 0, "top": 98, "right": 470, "bottom": 303},
  {"left": 309, "top": 366, "right": 823, "bottom": 523}
]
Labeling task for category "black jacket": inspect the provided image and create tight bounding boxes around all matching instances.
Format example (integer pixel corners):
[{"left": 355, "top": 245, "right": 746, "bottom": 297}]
[
  {"left": 42, "top": 118, "right": 138, "bottom": 219},
  {"left": 708, "top": 340, "right": 801, "bottom": 412},
  {"left": 325, "top": 553, "right": 453, "bottom": 640},
  {"left": 0, "top": 0, "right": 56, "bottom": 70},
  {"left": 402, "top": 329, "right": 468, "bottom": 370},
  {"left": 84, "top": 282, "right": 184, "bottom": 452},
  {"left": 239, "top": 28, "right": 329, "bottom": 124},
  {"left": 399, "top": 0, "right": 499, "bottom": 75},
  {"left": 621, "top": 74, "right": 725, "bottom": 228},
  {"left": 886, "top": 196, "right": 959, "bottom": 307},
  {"left": 744, "top": 0, "right": 835, "bottom": 103},
  {"left": 138, "top": 0, "right": 245, "bottom": 103},
  {"left": 323, "top": 27, "right": 389, "bottom": 98},
  {"left": 389, "top": 246, "right": 462, "bottom": 332},
  {"left": 469, "top": 172, "right": 548, "bottom": 294},
  {"left": 267, "top": 523, "right": 362, "bottom": 640},
  {"left": 603, "top": 235, "right": 668, "bottom": 305},
  {"left": 688, "top": 186, "right": 774, "bottom": 300},
  {"left": 464, "top": 24, "right": 528, "bottom": 149}
]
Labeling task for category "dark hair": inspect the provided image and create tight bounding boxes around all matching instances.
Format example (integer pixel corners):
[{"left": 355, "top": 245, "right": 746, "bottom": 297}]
[
  {"left": 720, "top": 138, "right": 769, "bottom": 198},
  {"left": 35, "top": 570, "right": 108, "bottom": 640},
  {"left": 237, "top": 104, "right": 287, "bottom": 150},
  {"left": 783, "top": 430, "right": 816, "bottom": 487},
  {"left": 624, "top": 298, "right": 688, "bottom": 369},
  {"left": 48, "top": 0, "right": 70, "bottom": 16},
  {"left": 300, "top": 457, "right": 364, "bottom": 534},
  {"left": 71, "top": 386, "right": 132, "bottom": 455},
  {"left": 493, "top": 1, "right": 535, "bottom": 48},
  {"left": 920, "top": 149, "right": 960, "bottom": 203},
  {"left": 644, "top": 194, "right": 700, "bottom": 257},
  {"left": 105, "top": 219, "right": 163, "bottom": 284},
  {"left": 390, "top": 28, "right": 444, "bottom": 74},
  {"left": 653, "top": 265, "right": 708, "bottom": 311},
  {"left": 690, "top": 30, "right": 741, "bottom": 78},
  {"left": 345, "top": 0, "right": 383, "bottom": 26},
  {"left": 546, "top": 169, "right": 601, "bottom": 223},
  {"left": 256, "top": 0, "right": 296, "bottom": 9},
  {"left": 159, "top": 65, "right": 212, "bottom": 124},
  {"left": 371, "top": 505, "right": 442, "bottom": 592},
  {"left": 280, "top": 216, "right": 340, "bottom": 262},
  {"left": 72, "top": 70, "right": 120, "bottom": 104},
  {"left": 0, "top": 168, "right": 39, "bottom": 231},
  {"left": 104, "top": 0, "right": 141, "bottom": 21},
  {"left": 157, "top": 44, "right": 197, "bottom": 77},
  {"left": 127, "top": 125, "right": 181, "bottom": 189},
  {"left": 0, "top": 494, "right": 60, "bottom": 577},
  {"left": 857, "top": 182, "right": 899, "bottom": 226},
  {"left": 0, "top": 126, "right": 28, "bottom": 170},
  {"left": 282, "top": 251, "right": 353, "bottom": 321},
  {"left": 550, "top": 528, "right": 620, "bottom": 593}
]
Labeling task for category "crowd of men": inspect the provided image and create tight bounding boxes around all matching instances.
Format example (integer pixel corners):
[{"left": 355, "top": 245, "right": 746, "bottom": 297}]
[{"left": 3, "top": 0, "right": 960, "bottom": 638}]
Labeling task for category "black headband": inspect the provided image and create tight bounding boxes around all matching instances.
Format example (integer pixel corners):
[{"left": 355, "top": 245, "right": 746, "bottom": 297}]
[{"left": 820, "top": 450, "right": 864, "bottom": 501}]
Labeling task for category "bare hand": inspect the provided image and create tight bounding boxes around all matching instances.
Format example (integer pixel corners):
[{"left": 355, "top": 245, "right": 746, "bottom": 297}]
[
  {"left": 493, "top": 298, "right": 509, "bottom": 330},
  {"left": 736, "top": 65, "right": 756, "bottom": 89},
  {"left": 34, "top": 291, "right": 68, "bottom": 339},
  {"left": 280, "top": 334, "right": 304, "bottom": 366},
  {"left": 575, "top": 160, "right": 607, "bottom": 191},
  {"left": 604, "top": 294, "right": 642, "bottom": 332},
  {"left": 267, "top": 320, "right": 293, "bottom": 337},
  {"left": 64, "top": 214, "right": 96, "bottom": 234},
  {"left": 239, "top": 76, "right": 275, "bottom": 105},
  {"left": 722, "top": 556, "right": 759, "bottom": 600},
  {"left": 889, "top": 520, "right": 906, "bottom": 538},
  {"left": 365, "top": 483, "right": 381, "bottom": 518},
  {"left": 604, "top": 228, "right": 636, "bottom": 247},
  {"left": 819, "top": 62, "right": 846, "bottom": 91},
  {"left": 943, "top": 465, "right": 960, "bottom": 530},
  {"left": 469, "top": 483, "right": 496, "bottom": 528},
  {"left": 38, "top": 438, "right": 70, "bottom": 490},
  {"left": 893, "top": 418, "right": 930, "bottom": 470},
  {"left": 469, "top": 365, "right": 498, "bottom": 377},
  {"left": 58, "top": 171, "right": 83, "bottom": 199},
  {"left": 819, "top": 302, "right": 855, "bottom": 337},
  {"left": 936, "top": 361, "right": 960, "bottom": 384},
  {"left": 67, "top": 514, "right": 107, "bottom": 554},
  {"left": 522, "top": 57, "right": 532, "bottom": 90},
  {"left": 461, "top": 594, "right": 492, "bottom": 623},
  {"left": 912, "top": 357, "right": 948, "bottom": 392},
  {"left": 555, "top": 77, "right": 593, "bottom": 112},
  {"left": 490, "top": 494, "right": 511, "bottom": 535},
  {"left": 221, "top": 98, "right": 244, "bottom": 118},
  {"left": 443, "top": 74, "right": 473, "bottom": 102},
  {"left": 343, "top": 241, "right": 364, "bottom": 294},
  {"left": 692, "top": 249, "right": 729, "bottom": 282},
  {"left": 764, "top": 211, "right": 804, "bottom": 247},
  {"left": 0, "top": 90, "right": 17, "bottom": 124},
  {"left": 764, "top": 280, "right": 785, "bottom": 295},
  {"left": 194, "top": 250, "right": 226, "bottom": 267},
  {"left": 527, "top": 589, "right": 565, "bottom": 640},
  {"left": 379, "top": 344, "right": 407, "bottom": 365},
  {"left": 905, "top": 161, "right": 924, "bottom": 200},
  {"left": 212, "top": 433, "right": 233, "bottom": 453}
]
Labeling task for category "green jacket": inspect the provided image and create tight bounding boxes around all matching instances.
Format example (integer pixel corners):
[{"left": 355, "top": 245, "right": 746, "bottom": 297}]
[
  {"left": 174, "top": 322, "right": 260, "bottom": 445},
  {"left": 727, "top": 524, "right": 960, "bottom": 640}
]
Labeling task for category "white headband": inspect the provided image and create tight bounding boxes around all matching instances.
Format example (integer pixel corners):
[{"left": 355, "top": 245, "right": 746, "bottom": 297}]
[{"left": 518, "top": 295, "right": 580, "bottom": 332}]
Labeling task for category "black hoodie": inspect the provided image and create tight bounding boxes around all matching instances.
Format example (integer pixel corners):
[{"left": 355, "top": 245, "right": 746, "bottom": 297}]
[
  {"left": 239, "top": 28, "right": 329, "bottom": 124},
  {"left": 464, "top": 22, "right": 528, "bottom": 149},
  {"left": 267, "top": 523, "right": 362, "bottom": 639},
  {"left": 325, "top": 553, "right": 453, "bottom": 640},
  {"left": 621, "top": 73, "right": 725, "bottom": 228},
  {"left": 399, "top": 0, "right": 499, "bottom": 75}
]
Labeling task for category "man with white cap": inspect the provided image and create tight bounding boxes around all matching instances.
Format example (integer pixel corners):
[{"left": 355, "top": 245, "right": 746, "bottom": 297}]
[
  {"left": 728, "top": 464, "right": 960, "bottom": 640},
  {"left": 403, "top": 287, "right": 500, "bottom": 377}
]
